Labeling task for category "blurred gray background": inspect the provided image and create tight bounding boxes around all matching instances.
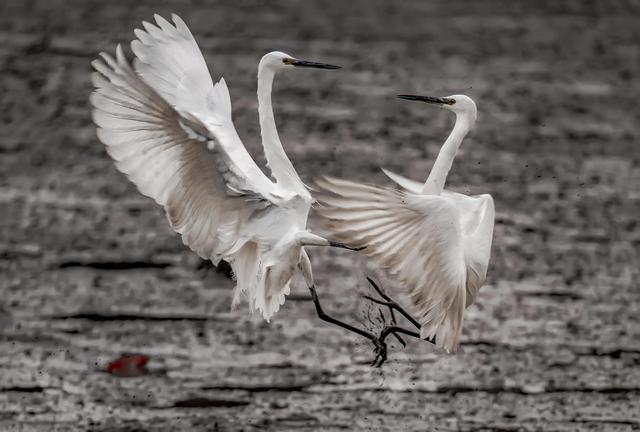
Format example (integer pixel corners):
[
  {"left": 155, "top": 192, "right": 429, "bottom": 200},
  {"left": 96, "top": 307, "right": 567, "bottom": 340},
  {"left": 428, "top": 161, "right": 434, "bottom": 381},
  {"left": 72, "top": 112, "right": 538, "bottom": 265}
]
[{"left": 1, "top": 0, "right": 639, "bottom": 430}]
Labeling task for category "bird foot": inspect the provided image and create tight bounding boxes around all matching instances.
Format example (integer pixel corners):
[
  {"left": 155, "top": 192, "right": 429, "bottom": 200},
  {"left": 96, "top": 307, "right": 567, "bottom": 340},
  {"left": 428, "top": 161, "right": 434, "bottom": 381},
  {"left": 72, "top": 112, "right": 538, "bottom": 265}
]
[
  {"left": 308, "top": 279, "right": 433, "bottom": 368},
  {"left": 371, "top": 339, "right": 388, "bottom": 367}
]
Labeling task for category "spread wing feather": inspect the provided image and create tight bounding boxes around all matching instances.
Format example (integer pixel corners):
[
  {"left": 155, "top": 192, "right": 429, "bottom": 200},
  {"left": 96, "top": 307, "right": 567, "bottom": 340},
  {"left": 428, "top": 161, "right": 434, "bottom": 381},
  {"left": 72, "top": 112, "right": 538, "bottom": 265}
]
[
  {"left": 130, "top": 13, "right": 276, "bottom": 197},
  {"left": 381, "top": 169, "right": 495, "bottom": 306},
  {"left": 91, "top": 45, "right": 276, "bottom": 263},
  {"left": 315, "top": 176, "right": 469, "bottom": 352}
]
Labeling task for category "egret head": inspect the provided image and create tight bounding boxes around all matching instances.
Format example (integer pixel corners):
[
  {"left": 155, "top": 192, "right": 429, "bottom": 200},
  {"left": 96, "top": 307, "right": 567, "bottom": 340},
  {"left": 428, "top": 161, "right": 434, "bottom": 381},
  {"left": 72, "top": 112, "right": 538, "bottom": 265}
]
[
  {"left": 260, "top": 51, "right": 341, "bottom": 71},
  {"left": 398, "top": 94, "right": 477, "bottom": 127}
]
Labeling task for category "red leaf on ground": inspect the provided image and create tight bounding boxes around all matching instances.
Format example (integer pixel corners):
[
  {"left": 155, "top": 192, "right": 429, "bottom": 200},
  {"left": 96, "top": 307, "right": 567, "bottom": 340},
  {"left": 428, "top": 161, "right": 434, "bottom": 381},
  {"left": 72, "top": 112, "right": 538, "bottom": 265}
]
[{"left": 106, "top": 354, "right": 149, "bottom": 377}]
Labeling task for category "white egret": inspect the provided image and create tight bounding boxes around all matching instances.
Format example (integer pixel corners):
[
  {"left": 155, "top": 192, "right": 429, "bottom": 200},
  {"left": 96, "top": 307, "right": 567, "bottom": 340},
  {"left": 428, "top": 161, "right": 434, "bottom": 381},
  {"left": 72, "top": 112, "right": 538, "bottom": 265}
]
[
  {"left": 90, "top": 14, "right": 357, "bottom": 322},
  {"left": 315, "top": 94, "right": 495, "bottom": 352}
]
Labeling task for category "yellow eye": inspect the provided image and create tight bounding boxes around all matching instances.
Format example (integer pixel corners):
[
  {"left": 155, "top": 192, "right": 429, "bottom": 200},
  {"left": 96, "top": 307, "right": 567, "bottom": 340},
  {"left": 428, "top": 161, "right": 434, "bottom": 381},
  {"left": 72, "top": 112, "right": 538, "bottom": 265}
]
[{"left": 282, "top": 58, "right": 294, "bottom": 65}]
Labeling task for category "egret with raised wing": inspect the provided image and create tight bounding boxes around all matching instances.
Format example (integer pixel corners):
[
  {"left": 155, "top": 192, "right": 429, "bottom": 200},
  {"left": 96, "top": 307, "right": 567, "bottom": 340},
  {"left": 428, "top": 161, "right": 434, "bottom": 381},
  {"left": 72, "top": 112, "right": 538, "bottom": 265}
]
[
  {"left": 90, "top": 14, "right": 356, "bottom": 323},
  {"left": 316, "top": 94, "right": 495, "bottom": 353}
]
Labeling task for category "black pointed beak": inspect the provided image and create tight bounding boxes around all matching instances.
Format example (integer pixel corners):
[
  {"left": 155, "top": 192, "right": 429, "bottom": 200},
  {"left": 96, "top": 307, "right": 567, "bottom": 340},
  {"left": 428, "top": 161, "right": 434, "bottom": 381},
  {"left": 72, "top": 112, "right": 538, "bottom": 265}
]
[
  {"left": 397, "top": 95, "right": 456, "bottom": 105},
  {"left": 289, "top": 59, "right": 341, "bottom": 69}
]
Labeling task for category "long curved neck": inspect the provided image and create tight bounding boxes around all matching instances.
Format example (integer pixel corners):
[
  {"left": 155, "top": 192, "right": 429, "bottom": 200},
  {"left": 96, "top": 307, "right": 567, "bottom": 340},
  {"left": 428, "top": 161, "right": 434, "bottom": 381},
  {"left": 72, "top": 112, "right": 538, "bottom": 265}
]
[
  {"left": 421, "top": 112, "right": 472, "bottom": 195},
  {"left": 257, "top": 63, "right": 302, "bottom": 188}
]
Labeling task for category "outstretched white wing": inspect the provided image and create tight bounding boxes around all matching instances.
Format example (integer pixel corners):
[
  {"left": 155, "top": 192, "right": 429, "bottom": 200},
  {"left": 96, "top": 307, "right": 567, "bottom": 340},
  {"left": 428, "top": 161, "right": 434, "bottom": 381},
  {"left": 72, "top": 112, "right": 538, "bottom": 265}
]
[
  {"left": 130, "top": 14, "right": 276, "bottom": 195},
  {"left": 315, "top": 176, "right": 493, "bottom": 352},
  {"left": 91, "top": 45, "right": 279, "bottom": 263},
  {"left": 130, "top": 14, "right": 216, "bottom": 117},
  {"left": 381, "top": 168, "right": 495, "bottom": 306}
]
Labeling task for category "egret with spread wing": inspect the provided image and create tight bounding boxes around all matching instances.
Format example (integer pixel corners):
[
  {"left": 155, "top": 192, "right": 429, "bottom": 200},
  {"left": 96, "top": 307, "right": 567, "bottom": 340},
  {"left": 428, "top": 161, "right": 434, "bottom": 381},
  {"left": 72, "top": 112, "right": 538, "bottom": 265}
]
[
  {"left": 315, "top": 94, "right": 495, "bottom": 352},
  {"left": 90, "top": 14, "right": 352, "bottom": 321}
]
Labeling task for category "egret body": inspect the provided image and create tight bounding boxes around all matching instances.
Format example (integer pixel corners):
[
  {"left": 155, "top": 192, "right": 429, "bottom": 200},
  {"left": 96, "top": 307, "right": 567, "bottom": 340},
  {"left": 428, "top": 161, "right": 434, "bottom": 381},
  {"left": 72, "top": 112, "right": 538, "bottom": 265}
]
[
  {"left": 91, "top": 14, "right": 348, "bottom": 321},
  {"left": 316, "top": 94, "right": 495, "bottom": 352}
]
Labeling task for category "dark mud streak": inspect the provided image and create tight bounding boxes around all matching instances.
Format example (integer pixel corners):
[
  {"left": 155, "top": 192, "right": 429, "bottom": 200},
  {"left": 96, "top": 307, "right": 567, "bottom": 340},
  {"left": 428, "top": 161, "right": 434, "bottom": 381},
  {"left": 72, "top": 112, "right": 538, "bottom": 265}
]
[
  {"left": 42, "top": 47, "right": 95, "bottom": 58},
  {"left": 0, "top": 250, "right": 43, "bottom": 260},
  {"left": 462, "top": 341, "right": 640, "bottom": 357},
  {"left": 202, "top": 381, "right": 640, "bottom": 396},
  {"left": 172, "top": 397, "right": 251, "bottom": 408},
  {"left": 22, "top": 39, "right": 95, "bottom": 58},
  {"left": 441, "top": 386, "right": 640, "bottom": 395},
  {"left": 57, "top": 260, "right": 172, "bottom": 270},
  {"left": 271, "top": 414, "right": 321, "bottom": 426},
  {"left": 202, "top": 383, "right": 326, "bottom": 393},
  {"left": 49, "top": 312, "right": 213, "bottom": 322},
  {"left": 580, "top": 348, "right": 640, "bottom": 358},
  {"left": 0, "top": 386, "right": 45, "bottom": 393},
  {"left": 325, "top": 386, "right": 640, "bottom": 395},
  {"left": 567, "top": 418, "right": 640, "bottom": 426},
  {"left": 516, "top": 291, "right": 584, "bottom": 300}
]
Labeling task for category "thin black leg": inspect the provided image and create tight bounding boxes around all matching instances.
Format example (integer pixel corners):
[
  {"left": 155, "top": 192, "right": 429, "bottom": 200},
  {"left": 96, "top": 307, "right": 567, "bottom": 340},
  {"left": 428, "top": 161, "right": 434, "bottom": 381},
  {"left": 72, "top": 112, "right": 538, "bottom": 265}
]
[
  {"left": 309, "top": 284, "right": 376, "bottom": 342},
  {"left": 308, "top": 281, "right": 434, "bottom": 367},
  {"left": 328, "top": 241, "right": 366, "bottom": 252},
  {"left": 308, "top": 284, "right": 388, "bottom": 365}
]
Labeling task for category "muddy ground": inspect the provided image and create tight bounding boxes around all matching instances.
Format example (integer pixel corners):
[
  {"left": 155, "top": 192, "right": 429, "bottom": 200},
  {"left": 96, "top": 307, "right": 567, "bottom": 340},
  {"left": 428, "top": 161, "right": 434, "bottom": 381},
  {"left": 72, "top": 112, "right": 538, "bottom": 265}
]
[{"left": 1, "top": 0, "right": 640, "bottom": 430}]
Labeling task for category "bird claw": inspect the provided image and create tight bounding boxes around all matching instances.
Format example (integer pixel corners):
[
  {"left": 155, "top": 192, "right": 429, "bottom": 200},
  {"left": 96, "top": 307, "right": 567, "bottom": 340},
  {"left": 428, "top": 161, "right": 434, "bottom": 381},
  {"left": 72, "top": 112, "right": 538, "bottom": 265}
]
[
  {"left": 371, "top": 340, "right": 388, "bottom": 367},
  {"left": 362, "top": 279, "right": 423, "bottom": 366}
]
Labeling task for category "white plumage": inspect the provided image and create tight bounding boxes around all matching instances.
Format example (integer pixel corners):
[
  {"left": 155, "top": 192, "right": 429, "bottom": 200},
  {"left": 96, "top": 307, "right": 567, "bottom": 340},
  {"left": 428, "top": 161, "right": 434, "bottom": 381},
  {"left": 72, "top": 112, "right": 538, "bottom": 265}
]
[
  {"left": 316, "top": 94, "right": 495, "bottom": 352},
  {"left": 90, "top": 14, "right": 341, "bottom": 320}
]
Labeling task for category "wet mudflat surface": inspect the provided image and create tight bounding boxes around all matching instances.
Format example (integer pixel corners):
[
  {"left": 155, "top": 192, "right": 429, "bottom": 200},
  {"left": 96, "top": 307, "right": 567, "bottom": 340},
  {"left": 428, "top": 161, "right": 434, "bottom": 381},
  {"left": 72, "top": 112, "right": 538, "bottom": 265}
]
[{"left": 1, "top": 0, "right": 640, "bottom": 430}]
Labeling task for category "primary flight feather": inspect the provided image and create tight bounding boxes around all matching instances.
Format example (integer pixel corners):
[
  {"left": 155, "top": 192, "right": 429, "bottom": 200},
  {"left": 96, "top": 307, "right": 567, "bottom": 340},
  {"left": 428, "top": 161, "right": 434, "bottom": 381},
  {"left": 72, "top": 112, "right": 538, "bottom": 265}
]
[
  {"left": 315, "top": 94, "right": 495, "bottom": 352},
  {"left": 90, "top": 14, "right": 345, "bottom": 320}
]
